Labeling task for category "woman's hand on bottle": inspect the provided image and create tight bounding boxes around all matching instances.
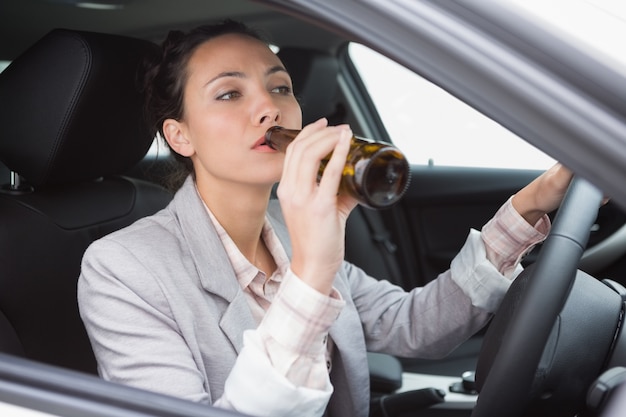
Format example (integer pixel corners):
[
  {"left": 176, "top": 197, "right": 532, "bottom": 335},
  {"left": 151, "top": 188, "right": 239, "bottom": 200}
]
[
  {"left": 276, "top": 118, "right": 359, "bottom": 295},
  {"left": 512, "top": 163, "right": 574, "bottom": 226}
]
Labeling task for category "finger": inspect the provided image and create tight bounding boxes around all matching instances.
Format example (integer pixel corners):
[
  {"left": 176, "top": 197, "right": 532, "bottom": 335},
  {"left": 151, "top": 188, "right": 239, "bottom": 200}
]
[
  {"left": 317, "top": 127, "right": 352, "bottom": 197},
  {"left": 337, "top": 193, "right": 359, "bottom": 216},
  {"left": 279, "top": 119, "right": 327, "bottom": 196},
  {"left": 279, "top": 124, "right": 347, "bottom": 205},
  {"left": 286, "top": 125, "right": 348, "bottom": 189},
  {"left": 296, "top": 117, "right": 328, "bottom": 139}
]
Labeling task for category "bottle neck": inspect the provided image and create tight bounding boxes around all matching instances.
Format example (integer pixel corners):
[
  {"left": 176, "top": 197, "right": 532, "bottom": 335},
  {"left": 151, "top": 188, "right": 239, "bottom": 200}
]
[{"left": 264, "top": 126, "right": 301, "bottom": 152}]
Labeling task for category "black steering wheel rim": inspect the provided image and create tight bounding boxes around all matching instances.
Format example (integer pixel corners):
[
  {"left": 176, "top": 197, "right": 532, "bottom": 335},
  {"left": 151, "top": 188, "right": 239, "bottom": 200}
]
[{"left": 471, "top": 176, "right": 605, "bottom": 417}]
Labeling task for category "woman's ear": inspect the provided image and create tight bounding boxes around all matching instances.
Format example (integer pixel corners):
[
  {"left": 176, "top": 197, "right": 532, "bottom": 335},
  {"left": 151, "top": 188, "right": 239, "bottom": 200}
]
[{"left": 163, "top": 119, "right": 195, "bottom": 157}]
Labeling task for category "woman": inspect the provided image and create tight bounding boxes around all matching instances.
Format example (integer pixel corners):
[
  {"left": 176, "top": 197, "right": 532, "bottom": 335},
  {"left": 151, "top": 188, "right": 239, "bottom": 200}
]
[{"left": 77, "top": 20, "right": 573, "bottom": 417}]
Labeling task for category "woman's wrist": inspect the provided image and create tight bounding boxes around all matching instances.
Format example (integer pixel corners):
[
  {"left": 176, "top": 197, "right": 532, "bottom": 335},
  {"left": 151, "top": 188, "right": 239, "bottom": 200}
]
[{"left": 511, "top": 188, "right": 544, "bottom": 227}]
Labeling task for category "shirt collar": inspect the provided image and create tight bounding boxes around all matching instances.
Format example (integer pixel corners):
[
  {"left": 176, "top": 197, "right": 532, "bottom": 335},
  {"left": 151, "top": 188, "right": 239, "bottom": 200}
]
[{"left": 197, "top": 190, "right": 289, "bottom": 291}]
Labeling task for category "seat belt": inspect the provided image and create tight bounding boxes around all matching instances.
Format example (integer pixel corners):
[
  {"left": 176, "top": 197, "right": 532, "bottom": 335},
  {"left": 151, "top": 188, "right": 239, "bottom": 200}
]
[{"left": 359, "top": 207, "right": 404, "bottom": 284}]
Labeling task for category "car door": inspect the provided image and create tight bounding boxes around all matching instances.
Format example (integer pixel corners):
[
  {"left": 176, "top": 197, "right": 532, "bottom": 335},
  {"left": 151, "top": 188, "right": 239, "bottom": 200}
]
[{"left": 0, "top": 353, "right": 248, "bottom": 417}]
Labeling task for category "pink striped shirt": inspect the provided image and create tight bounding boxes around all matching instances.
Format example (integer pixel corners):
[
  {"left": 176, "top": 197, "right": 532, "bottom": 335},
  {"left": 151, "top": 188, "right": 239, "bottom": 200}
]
[{"left": 481, "top": 196, "right": 550, "bottom": 277}]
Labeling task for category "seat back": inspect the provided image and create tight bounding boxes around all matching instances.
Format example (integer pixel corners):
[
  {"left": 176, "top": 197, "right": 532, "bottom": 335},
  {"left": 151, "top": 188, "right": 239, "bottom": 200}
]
[
  {"left": 278, "top": 47, "right": 343, "bottom": 125},
  {"left": 0, "top": 29, "right": 172, "bottom": 374}
]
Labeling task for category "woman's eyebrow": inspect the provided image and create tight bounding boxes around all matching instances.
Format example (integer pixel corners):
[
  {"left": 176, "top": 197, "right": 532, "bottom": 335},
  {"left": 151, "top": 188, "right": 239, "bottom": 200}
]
[
  {"left": 205, "top": 66, "right": 289, "bottom": 87},
  {"left": 267, "top": 65, "right": 288, "bottom": 76},
  {"left": 205, "top": 71, "right": 245, "bottom": 87}
]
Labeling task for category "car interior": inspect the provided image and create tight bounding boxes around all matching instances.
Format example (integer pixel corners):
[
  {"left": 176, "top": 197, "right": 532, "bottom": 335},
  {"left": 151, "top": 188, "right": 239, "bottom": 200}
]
[
  {"left": 0, "top": 20, "right": 433, "bottom": 415},
  {"left": 0, "top": 19, "right": 486, "bottom": 417},
  {"left": 1, "top": 1, "right": 626, "bottom": 416}
]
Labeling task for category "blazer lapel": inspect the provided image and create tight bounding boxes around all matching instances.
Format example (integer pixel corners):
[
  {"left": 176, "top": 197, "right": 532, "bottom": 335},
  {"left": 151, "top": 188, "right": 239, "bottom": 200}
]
[
  {"left": 172, "top": 177, "right": 256, "bottom": 352},
  {"left": 328, "top": 275, "right": 370, "bottom": 417},
  {"left": 266, "top": 200, "right": 292, "bottom": 258}
]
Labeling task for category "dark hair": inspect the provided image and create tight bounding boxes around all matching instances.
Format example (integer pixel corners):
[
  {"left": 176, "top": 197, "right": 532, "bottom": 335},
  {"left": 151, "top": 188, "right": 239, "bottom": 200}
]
[{"left": 142, "top": 19, "right": 268, "bottom": 190}]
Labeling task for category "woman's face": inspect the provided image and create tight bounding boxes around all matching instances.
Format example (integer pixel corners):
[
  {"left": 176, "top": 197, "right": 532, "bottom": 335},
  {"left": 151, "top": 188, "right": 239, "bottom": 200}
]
[{"left": 164, "top": 33, "right": 302, "bottom": 192}]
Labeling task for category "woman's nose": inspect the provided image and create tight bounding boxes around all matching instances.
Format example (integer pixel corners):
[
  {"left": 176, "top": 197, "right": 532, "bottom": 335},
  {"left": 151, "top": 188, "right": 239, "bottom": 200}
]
[
  {"left": 259, "top": 111, "right": 279, "bottom": 125},
  {"left": 254, "top": 92, "right": 281, "bottom": 125}
]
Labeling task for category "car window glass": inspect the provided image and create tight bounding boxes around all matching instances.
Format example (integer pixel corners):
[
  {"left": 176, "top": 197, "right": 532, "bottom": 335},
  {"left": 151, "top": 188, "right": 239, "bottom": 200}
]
[{"left": 348, "top": 43, "right": 556, "bottom": 169}]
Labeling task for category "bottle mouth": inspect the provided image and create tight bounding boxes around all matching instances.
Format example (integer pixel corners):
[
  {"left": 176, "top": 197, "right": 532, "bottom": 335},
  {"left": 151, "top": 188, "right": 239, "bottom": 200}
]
[
  {"left": 264, "top": 126, "right": 282, "bottom": 149},
  {"left": 264, "top": 126, "right": 299, "bottom": 152},
  {"left": 355, "top": 147, "right": 411, "bottom": 209}
]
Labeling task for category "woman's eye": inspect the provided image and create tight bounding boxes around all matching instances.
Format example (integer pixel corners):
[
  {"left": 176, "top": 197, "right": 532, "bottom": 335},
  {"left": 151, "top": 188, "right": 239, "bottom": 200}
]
[
  {"left": 217, "top": 91, "right": 241, "bottom": 101},
  {"left": 271, "top": 85, "right": 292, "bottom": 95}
]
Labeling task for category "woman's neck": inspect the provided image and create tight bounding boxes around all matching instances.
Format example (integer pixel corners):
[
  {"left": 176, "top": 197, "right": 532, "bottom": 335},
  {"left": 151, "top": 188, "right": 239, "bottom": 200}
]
[{"left": 196, "top": 176, "right": 273, "bottom": 262}]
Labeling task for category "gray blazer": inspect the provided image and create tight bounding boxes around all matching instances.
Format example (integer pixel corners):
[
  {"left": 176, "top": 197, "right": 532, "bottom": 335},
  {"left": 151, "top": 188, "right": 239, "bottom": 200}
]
[{"left": 78, "top": 176, "right": 494, "bottom": 417}]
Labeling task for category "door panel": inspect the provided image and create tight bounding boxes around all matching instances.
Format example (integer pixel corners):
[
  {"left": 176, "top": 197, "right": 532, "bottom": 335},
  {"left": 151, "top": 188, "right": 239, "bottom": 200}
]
[
  {"left": 346, "top": 166, "right": 538, "bottom": 290},
  {"left": 346, "top": 164, "right": 626, "bottom": 292},
  {"left": 399, "top": 166, "right": 540, "bottom": 287}
]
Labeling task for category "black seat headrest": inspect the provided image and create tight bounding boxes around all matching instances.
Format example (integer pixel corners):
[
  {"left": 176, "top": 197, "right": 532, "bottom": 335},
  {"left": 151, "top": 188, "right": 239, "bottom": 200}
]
[
  {"left": 277, "top": 47, "right": 340, "bottom": 125},
  {"left": 0, "top": 29, "right": 159, "bottom": 187}
]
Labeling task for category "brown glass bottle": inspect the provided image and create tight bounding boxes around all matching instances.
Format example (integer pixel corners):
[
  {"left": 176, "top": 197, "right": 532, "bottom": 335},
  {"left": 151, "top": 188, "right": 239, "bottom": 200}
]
[{"left": 265, "top": 126, "right": 410, "bottom": 209}]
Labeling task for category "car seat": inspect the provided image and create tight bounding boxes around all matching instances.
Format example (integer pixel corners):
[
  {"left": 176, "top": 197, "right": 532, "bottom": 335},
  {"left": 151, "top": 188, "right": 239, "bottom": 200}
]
[
  {"left": 0, "top": 29, "right": 173, "bottom": 374},
  {"left": 277, "top": 46, "right": 345, "bottom": 125}
]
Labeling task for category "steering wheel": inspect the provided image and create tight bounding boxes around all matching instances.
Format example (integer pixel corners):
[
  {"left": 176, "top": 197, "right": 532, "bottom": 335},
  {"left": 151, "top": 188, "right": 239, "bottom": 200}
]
[{"left": 471, "top": 177, "right": 614, "bottom": 417}]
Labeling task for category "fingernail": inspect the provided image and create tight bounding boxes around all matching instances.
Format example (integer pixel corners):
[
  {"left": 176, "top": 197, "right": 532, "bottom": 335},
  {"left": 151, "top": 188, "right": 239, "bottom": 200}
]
[{"left": 342, "top": 128, "right": 352, "bottom": 142}]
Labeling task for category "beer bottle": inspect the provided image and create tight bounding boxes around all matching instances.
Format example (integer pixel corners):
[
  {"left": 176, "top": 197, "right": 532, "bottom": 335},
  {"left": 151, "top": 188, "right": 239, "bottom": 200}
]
[{"left": 265, "top": 126, "right": 410, "bottom": 209}]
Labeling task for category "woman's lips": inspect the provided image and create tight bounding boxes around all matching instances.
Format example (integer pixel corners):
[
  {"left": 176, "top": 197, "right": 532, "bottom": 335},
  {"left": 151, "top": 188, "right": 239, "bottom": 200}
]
[{"left": 253, "top": 135, "right": 275, "bottom": 152}]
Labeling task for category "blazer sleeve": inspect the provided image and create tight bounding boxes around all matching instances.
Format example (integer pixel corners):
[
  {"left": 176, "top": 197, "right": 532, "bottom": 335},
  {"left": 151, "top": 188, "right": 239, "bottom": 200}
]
[
  {"left": 345, "top": 229, "right": 511, "bottom": 359},
  {"left": 77, "top": 238, "right": 211, "bottom": 402}
]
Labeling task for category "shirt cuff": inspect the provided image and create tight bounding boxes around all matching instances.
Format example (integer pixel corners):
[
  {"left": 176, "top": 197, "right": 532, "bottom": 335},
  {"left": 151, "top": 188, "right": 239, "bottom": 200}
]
[
  {"left": 451, "top": 229, "right": 513, "bottom": 312},
  {"left": 257, "top": 270, "right": 345, "bottom": 357},
  {"left": 219, "top": 330, "right": 333, "bottom": 417},
  {"left": 481, "top": 196, "right": 550, "bottom": 277}
]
